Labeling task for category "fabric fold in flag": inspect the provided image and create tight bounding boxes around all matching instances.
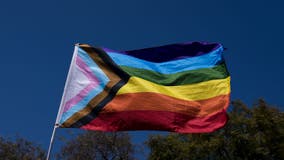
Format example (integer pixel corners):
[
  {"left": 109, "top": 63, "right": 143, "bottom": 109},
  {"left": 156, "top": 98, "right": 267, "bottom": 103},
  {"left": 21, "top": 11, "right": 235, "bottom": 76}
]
[{"left": 57, "top": 42, "right": 231, "bottom": 133}]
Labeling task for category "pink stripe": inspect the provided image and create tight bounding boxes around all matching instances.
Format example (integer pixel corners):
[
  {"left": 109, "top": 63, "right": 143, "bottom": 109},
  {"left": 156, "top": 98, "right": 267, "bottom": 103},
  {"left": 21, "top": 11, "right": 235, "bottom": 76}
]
[
  {"left": 62, "top": 56, "right": 100, "bottom": 113},
  {"left": 76, "top": 56, "right": 100, "bottom": 82},
  {"left": 63, "top": 84, "right": 96, "bottom": 113}
]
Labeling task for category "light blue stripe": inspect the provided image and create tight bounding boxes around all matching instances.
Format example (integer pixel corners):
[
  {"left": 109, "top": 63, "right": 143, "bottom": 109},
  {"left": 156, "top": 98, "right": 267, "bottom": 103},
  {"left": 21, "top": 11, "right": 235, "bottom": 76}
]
[
  {"left": 60, "top": 48, "right": 109, "bottom": 124},
  {"left": 106, "top": 47, "right": 223, "bottom": 74}
]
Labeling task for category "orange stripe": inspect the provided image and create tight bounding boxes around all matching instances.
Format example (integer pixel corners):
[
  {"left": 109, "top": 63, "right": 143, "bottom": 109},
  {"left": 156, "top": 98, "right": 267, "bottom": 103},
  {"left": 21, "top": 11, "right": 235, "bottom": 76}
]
[{"left": 101, "top": 92, "right": 230, "bottom": 117}]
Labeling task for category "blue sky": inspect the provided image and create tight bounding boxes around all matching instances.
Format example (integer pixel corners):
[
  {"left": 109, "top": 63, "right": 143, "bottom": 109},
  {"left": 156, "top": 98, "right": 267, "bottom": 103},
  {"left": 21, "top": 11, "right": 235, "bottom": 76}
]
[{"left": 0, "top": 0, "right": 283, "bottom": 158}]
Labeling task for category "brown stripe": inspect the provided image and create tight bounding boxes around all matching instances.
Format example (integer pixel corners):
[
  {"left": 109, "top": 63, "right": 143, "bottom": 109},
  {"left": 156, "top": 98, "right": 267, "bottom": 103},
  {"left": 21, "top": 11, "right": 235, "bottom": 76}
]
[
  {"left": 101, "top": 93, "right": 230, "bottom": 117},
  {"left": 61, "top": 45, "right": 121, "bottom": 127}
]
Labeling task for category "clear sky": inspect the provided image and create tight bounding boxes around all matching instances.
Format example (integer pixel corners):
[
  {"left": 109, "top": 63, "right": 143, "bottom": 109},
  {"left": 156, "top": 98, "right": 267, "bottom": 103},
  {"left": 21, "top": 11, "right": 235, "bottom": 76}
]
[{"left": 0, "top": 0, "right": 283, "bottom": 158}]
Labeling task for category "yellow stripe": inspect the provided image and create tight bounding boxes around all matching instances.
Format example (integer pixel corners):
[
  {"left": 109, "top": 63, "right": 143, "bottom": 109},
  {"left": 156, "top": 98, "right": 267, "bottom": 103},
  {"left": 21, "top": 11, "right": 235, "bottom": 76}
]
[{"left": 117, "top": 76, "right": 231, "bottom": 101}]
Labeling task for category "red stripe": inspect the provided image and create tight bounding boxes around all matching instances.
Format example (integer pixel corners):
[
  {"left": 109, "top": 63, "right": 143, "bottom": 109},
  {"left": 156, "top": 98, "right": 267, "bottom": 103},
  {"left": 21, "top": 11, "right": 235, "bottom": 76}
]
[{"left": 80, "top": 110, "right": 228, "bottom": 133}]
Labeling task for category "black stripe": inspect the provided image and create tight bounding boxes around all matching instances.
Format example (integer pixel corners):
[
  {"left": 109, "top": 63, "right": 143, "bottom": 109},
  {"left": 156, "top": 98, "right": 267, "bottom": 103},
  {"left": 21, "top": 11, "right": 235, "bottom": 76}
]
[
  {"left": 80, "top": 45, "right": 130, "bottom": 81},
  {"left": 70, "top": 79, "right": 128, "bottom": 128},
  {"left": 68, "top": 44, "right": 130, "bottom": 128}
]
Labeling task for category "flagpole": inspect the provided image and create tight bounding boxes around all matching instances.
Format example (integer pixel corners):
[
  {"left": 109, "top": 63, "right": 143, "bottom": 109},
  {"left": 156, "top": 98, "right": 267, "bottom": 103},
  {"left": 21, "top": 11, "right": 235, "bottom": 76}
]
[
  {"left": 46, "top": 125, "right": 58, "bottom": 160},
  {"left": 46, "top": 44, "right": 79, "bottom": 160}
]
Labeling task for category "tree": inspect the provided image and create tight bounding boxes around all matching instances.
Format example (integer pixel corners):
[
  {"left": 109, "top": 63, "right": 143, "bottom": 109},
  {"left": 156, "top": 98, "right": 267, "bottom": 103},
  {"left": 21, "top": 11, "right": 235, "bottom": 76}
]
[
  {"left": 0, "top": 136, "right": 46, "bottom": 160},
  {"left": 56, "top": 131, "right": 135, "bottom": 160},
  {"left": 146, "top": 99, "right": 284, "bottom": 160}
]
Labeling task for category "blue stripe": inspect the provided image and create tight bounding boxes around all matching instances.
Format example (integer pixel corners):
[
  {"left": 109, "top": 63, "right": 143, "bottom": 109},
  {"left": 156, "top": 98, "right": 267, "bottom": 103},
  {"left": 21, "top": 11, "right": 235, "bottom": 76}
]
[
  {"left": 106, "top": 46, "right": 223, "bottom": 74},
  {"left": 60, "top": 48, "right": 109, "bottom": 124}
]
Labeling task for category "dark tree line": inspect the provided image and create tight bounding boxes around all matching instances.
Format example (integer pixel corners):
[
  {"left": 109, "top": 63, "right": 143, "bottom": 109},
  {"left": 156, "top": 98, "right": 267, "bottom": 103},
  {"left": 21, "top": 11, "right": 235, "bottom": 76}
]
[
  {"left": 0, "top": 137, "right": 45, "bottom": 160},
  {"left": 56, "top": 131, "right": 135, "bottom": 160},
  {"left": 0, "top": 99, "right": 283, "bottom": 160}
]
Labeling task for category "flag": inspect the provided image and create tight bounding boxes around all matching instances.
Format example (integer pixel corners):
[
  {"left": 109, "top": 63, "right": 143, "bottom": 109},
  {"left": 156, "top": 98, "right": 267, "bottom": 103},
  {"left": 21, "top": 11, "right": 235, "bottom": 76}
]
[{"left": 57, "top": 42, "right": 231, "bottom": 133}]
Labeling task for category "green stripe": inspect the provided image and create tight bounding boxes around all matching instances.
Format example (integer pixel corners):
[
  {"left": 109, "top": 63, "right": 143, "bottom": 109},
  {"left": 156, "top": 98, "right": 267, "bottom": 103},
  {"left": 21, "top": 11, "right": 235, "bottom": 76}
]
[{"left": 120, "top": 63, "right": 229, "bottom": 86}]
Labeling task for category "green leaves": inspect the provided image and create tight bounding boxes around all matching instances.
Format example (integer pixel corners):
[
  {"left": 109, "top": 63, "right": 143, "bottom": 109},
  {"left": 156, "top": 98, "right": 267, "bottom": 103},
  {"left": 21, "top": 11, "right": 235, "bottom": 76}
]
[
  {"left": 0, "top": 137, "right": 45, "bottom": 160},
  {"left": 56, "top": 131, "right": 135, "bottom": 160}
]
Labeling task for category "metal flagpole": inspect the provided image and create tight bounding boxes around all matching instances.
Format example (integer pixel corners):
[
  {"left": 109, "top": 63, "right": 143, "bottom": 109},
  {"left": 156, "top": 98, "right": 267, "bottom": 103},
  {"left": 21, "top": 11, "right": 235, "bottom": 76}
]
[
  {"left": 46, "top": 125, "right": 58, "bottom": 160},
  {"left": 46, "top": 44, "right": 79, "bottom": 160}
]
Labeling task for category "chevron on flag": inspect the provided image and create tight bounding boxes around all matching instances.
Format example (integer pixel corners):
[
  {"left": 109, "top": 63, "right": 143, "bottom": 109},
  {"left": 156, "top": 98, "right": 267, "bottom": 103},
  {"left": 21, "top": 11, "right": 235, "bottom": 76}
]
[{"left": 56, "top": 42, "right": 231, "bottom": 133}]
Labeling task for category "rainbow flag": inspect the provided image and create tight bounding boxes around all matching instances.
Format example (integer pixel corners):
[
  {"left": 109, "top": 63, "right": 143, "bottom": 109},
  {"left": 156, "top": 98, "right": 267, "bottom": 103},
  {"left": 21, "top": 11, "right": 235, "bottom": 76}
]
[{"left": 57, "top": 42, "right": 230, "bottom": 133}]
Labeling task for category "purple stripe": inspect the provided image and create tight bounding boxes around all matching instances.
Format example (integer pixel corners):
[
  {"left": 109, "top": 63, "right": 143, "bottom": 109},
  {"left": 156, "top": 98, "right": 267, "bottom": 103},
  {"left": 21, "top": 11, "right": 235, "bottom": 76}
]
[
  {"left": 63, "top": 56, "right": 99, "bottom": 113},
  {"left": 102, "top": 48, "right": 117, "bottom": 53},
  {"left": 103, "top": 42, "right": 222, "bottom": 63}
]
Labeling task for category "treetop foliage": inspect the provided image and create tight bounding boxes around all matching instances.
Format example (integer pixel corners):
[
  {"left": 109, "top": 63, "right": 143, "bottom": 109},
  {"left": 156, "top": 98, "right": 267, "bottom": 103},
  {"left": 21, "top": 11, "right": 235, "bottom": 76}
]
[
  {"left": 56, "top": 131, "right": 135, "bottom": 160},
  {"left": 0, "top": 136, "right": 45, "bottom": 160}
]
